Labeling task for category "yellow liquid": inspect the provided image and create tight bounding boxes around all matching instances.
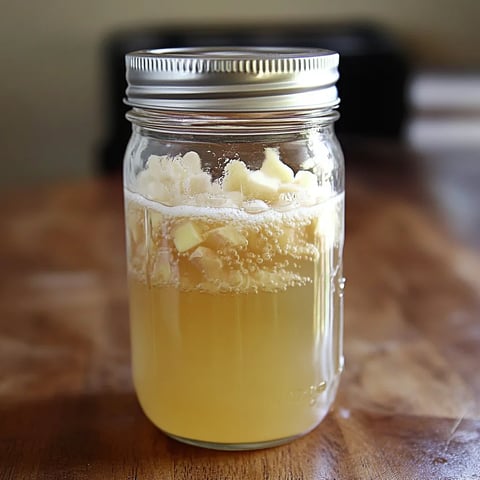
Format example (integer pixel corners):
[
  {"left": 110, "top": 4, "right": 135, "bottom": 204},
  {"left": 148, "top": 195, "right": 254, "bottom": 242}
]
[{"left": 125, "top": 191, "right": 344, "bottom": 447}]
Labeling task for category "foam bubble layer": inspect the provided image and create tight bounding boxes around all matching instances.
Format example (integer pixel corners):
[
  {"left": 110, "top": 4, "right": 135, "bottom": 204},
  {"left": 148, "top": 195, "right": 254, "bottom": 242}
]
[
  {"left": 125, "top": 189, "right": 344, "bottom": 294},
  {"left": 125, "top": 189, "right": 340, "bottom": 225}
]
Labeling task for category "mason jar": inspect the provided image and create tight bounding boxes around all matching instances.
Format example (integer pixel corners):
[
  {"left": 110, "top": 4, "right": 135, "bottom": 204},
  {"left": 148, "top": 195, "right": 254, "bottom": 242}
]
[{"left": 123, "top": 47, "right": 345, "bottom": 450}]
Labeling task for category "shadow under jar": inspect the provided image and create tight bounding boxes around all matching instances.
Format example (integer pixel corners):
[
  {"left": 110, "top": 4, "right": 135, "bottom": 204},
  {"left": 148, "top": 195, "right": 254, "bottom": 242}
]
[{"left": 123, "top": 47, "right": 345, "bottom": 450}]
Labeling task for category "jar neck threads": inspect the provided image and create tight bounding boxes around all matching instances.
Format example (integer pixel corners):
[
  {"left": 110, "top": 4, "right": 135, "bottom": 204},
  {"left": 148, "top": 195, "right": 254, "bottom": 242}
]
[{"left": 126, "top": 107, "right": 339, "bottom": 136}]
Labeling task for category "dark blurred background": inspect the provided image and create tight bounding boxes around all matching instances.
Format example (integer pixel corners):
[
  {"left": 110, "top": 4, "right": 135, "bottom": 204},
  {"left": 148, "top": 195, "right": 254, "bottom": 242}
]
[{"left": 0, "top": 0, "right": 478, "bottom": 187}]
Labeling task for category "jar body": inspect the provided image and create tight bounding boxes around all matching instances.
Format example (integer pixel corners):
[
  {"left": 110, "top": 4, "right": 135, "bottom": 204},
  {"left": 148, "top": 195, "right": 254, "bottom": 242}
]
[{"left": 123, "top": 110, "right": 345, "bottom": 449}]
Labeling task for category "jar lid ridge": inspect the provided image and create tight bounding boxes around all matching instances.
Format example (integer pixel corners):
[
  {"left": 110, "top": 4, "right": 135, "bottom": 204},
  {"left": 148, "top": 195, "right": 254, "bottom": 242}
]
[{"left": 125, "top": 47, "right": 340, "bottom": 112}]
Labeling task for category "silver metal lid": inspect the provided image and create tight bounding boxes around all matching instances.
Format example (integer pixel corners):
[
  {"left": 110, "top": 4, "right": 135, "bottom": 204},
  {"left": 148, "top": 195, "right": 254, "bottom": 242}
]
[{"left": 125, "top": 47, "right": 339, "bottom": 112}]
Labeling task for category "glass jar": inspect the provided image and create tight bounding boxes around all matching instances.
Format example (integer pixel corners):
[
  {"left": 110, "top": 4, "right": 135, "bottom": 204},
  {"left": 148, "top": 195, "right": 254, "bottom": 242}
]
[{"left": 123, "top": 47, "right": 345, "bottom": 450}]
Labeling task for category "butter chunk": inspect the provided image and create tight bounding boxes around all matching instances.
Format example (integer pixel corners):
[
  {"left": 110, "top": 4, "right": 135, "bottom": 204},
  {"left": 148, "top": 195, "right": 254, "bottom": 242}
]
[
  {"left": 185, "top": 172, "right": 212, "bottom": 195},
  {"left": 261, "top": 148, "right": 294, "bottom": 183},
  {"left": 223, "top": 160, "right": 249, "bottom": 192},
  {"left": 207, "top": 225, "right": 248, "bottom": 248},
  {"left": 172, "top": 221, "right": 204, "bottom": 252},
  {"left": 147, "top": 183, "right": 174, "bottom": 204},
  {"left": 244, "top": 170, "right": 279, "bottom": 201},
  {"left": 311, "top": 203, "right": 339, "bottom": 249},
  {"left": 189, "top": 246, "right": 223, "bottom": 276},
  {"left": 182, "top": 151, "right": 202, "bottom": 174},
  {"left": 170, "top": 158, "right": 189, "bottom": 184},
  {"left": 145, "top": 154, "right": 168, "bottom": 174},
  {"left": 293, "top": 171, "right": 318, "bottom": 190}
]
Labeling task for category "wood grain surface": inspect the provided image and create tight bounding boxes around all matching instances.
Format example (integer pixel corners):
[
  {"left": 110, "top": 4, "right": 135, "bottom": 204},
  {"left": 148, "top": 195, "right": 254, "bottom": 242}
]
[{"left": 0, "top": 142, "right": 479, "bottom": 479}]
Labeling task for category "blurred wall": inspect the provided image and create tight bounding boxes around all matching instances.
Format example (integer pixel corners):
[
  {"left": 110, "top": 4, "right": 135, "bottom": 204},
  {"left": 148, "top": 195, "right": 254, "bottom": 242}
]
[{"left": 0, "top": 0, "right": 478, "bottom": 188}]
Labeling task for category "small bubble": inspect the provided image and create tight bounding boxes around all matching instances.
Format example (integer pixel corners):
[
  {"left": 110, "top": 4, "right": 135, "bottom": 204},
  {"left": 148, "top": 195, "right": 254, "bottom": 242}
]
[{"left": 315, "top": 382, "right": 327, "bottom": 393}]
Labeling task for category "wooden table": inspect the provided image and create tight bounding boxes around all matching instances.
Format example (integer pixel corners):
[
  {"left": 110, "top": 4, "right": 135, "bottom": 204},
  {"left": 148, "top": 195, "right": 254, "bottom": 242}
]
[{"left": 1, "top": 142, "right": 479, "bottom": 479}]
